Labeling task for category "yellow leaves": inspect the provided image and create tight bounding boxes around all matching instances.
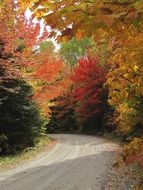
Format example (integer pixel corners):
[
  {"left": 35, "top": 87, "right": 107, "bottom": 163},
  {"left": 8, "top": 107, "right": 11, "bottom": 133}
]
[
  {"left": 23, "top": 0, "right": 142, "bottom": 39},
  {"left": 123, "top": 73, "right": 128, "bottom": 78},
  {"left": 133, "top": 65, "right": 139, "bottom": 72},
  {"left": 20, "top": 0, "right": 39, "bottom": 7},
  {"left": 125, "top": 138, "right": 143, "bottom": 155},
  {"left": 106, "top": 24, "right": 143, "bottom": 134},
  {"left": 35, "top": 9, "right": 47, "bottom": 18},
  {"left": 19, "top": 1, "right": 33, "bottom": 11},
  {"left": 124, "top": 137, "right": 143, "bottom": 167}
]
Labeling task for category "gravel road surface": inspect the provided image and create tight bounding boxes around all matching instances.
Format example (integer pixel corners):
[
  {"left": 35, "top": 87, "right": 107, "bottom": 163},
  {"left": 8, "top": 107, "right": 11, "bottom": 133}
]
[{"left": 0, "top": 134, "right": 119, "bottom": 190}]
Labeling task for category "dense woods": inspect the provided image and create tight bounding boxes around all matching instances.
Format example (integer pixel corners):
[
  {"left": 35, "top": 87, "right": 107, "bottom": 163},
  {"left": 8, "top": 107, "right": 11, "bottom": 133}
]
[{"left": 0, "top": 0, "right": 142, "bottom": 183}]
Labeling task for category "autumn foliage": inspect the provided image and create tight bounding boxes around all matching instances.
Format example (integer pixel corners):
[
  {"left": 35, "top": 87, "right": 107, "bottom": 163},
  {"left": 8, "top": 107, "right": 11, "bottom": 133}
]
[
  {"left": 22, "top": 0, "right": 143, "bottom": 41},
  {"left": 71, "top": 57, "right": 108, "bottom": 131},
  {"left": 124, "top": 138, "right": 143, "bottom": 168},
  {"left": 0, "top": 0, "right": 64, "bottom": 154},
  {"left": 31, "top": 57, "right": 64, "bottom": 116},
  {"left": 0, "top": 0, "right": 142, "bottom": 179}
]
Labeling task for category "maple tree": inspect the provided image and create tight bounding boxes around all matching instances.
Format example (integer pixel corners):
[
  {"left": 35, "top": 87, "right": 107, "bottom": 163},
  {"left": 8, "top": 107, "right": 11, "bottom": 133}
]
[
  {"left": 2, "top": 1, "right": 65, "bottom": 117},
  {"left": 0, "top": 0, "right": 48, "bottom": 83},
  {"left": 105, "top": 23, "right": 143, "bottom": 172},
  {"left": 106, "top": 26, "right": 143, "bottom": 133},
  {"left": 21, "top": 0, "right": 143, "bottom": 41},
  {"left": 71, "top": 56, "right": 108, "bottom": 132},
  {"left": 31, "top": 56, "right": 64, "bottom": 116}
]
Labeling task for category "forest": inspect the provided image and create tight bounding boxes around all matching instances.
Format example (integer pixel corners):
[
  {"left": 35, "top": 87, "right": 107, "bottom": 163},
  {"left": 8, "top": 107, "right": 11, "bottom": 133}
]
[{"left": 0, "top": 0, "right": 142, "bottom": 182}]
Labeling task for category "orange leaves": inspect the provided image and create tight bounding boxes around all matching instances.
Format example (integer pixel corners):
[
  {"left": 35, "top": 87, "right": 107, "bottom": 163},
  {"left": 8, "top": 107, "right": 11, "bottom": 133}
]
[
  {"left": 76, "top": 30, "right": 85, "bottom": 40},
  {"left": 31, "top": 58, "right": 65, "bottom": 116},
  {"left": 124, "top": 138, "right": 143, "bottom": 168},
  {"left": 34, "top": 59, "right": 63, "bottom": 81},
  {"left": 94, "top": 14, "right": 114, "bottom": 27}
]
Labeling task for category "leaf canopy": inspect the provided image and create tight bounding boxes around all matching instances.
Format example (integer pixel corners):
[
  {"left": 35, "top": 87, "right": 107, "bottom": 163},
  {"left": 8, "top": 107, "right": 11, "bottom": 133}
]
[{"left": 21, "top": 0, "right": 143, "bottom": 39}]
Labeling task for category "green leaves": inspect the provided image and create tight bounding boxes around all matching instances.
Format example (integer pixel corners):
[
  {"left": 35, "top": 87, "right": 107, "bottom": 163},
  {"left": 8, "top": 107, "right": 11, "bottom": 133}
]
[{"left": 60, "top": 37, "right": 96, "bottom": 68}]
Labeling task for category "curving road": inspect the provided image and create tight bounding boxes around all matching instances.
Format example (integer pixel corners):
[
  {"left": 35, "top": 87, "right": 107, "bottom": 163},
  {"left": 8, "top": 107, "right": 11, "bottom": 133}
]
[{"left": 0, "top": 134, "right": 119, "bottom": 190}]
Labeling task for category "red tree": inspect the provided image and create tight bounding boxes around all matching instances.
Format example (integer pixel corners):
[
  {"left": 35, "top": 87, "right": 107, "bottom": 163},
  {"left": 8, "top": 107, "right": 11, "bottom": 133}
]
[{"left": 71, "top": 56, "right": 108, "bottom": 131}]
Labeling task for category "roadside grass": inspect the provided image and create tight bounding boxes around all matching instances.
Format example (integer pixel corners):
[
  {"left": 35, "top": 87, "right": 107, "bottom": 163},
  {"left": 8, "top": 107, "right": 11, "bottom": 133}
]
[{"left": 0, "top": 136, "right": 55, "bottom": 171}]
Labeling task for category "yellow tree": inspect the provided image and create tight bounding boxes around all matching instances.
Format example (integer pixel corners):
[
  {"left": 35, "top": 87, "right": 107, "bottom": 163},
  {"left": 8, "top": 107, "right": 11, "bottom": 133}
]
[
  {"left": 106, "top": 25, "right": 143, "bottom": 133},
  {"left": 20, "top": 0, "right": 143, "bottom": 40}
]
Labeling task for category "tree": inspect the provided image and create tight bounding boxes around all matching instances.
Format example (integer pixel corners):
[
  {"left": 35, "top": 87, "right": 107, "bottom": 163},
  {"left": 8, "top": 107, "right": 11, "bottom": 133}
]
[
  {"left": 0, "top": 79, "right": 44, "bottom": 155},
  {"left": 47, "top": 91, "right": 78, "bottom": 133},
  {"left": 71, "top": 56, "right": 108, "bottom": 132},
  {"left": 31, "top": 57, "right": 64, "bottom": 116},
  {"left": 21, "top": 0, "right": 143, "bottom": 40},
  {"left": 106, "top": 25, "right": 143, "bottom": 134},
  {"left": 60, "top": 37, "right": 96, "bottom": 69},
  {"left": 40, "top": 40, "right": 56, "bottom": 59}
]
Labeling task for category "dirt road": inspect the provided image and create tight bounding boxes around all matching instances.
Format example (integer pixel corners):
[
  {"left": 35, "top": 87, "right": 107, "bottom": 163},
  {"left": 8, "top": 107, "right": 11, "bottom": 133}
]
[{"left": 0, "top": 134, "right": 119, "bottom": 190}]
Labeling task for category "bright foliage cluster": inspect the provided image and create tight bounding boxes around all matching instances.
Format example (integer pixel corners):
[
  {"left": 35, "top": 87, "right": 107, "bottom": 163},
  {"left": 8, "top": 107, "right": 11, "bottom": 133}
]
[
  {"left": 72, "top": 57, "right": 107, "bottom": 125},
  {"left": 124, "top": 138, "right": 143, "bottom": 168}
]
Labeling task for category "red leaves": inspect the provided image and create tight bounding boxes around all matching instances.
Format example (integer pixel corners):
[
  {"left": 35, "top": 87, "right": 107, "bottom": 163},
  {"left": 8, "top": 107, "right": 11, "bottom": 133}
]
[{"left": 71, "top": 56, "right": 107, "bottom": 122}]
